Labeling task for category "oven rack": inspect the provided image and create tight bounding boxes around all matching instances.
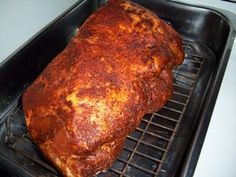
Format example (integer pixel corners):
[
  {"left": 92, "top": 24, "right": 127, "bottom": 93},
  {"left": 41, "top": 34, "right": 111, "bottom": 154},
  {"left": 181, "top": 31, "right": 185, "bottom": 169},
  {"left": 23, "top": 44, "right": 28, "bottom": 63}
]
[{"left": 3, "top": 38, "right": 206, "bottom": 177}]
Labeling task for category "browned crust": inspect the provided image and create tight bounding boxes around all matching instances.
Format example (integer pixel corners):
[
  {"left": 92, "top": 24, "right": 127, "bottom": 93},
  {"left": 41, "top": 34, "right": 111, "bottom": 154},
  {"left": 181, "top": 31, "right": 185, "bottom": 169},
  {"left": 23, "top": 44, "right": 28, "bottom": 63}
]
[{"left": 23, "top": 0, "right": 184, "bottom": 176}]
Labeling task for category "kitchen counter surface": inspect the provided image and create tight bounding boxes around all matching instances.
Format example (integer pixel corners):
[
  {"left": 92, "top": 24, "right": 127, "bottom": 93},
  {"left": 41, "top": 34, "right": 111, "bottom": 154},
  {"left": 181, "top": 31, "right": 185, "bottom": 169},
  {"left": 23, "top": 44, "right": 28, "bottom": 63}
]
[
  {"left": 0, "top": 0, "right": 77, "bottom": 64},
  {"left": 0, "top": 0, "right": 236, "bottom": 177}
]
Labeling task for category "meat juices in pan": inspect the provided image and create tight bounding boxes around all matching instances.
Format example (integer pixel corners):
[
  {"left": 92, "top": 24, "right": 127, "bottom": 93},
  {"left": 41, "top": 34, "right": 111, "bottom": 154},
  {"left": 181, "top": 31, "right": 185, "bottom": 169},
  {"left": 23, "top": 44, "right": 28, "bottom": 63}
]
[{"left": 23, "top": 0, "right": 184, "bottom": 176}]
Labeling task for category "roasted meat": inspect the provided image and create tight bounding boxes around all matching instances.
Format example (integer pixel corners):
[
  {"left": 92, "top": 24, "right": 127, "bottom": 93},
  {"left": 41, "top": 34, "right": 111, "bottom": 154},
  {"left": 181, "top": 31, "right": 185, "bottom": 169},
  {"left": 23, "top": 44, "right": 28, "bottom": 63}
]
[{"left": 23, "top": 0, "right": 184, "bottom": 176}]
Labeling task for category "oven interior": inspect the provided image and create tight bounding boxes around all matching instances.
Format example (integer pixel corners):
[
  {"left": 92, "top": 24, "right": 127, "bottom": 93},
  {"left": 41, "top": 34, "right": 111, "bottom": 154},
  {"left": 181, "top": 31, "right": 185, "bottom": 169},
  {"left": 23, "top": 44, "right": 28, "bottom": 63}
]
[{"left": 0, "top": 0, "right": 234, "bottom": 177}]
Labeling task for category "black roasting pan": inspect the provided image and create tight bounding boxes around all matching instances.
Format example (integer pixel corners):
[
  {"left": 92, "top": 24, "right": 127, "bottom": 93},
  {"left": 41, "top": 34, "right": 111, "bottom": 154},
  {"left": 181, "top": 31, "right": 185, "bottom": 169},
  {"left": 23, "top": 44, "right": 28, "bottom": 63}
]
[{"left": 0, "top": 0, "right": 235, "bottom": 177}]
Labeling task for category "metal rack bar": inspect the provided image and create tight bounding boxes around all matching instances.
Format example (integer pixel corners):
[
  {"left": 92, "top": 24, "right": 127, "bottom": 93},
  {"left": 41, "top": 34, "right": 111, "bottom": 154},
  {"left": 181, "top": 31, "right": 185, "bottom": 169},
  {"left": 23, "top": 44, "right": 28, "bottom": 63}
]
[
  {"left": 127, "top": 136, "right": 168, "bottom": 152},
  {"left": 172, "top": 91, "right": 190, "bottom": 98},
  {"left": 153, "top": 113, "right": 180, "bottom": 123},
  {"left": 142, "top": 119, "right": 175, "bottom": 132},
  {"left": 162, "top": 106, "right": 183, "bottom": 114},
  {"left": 135, "top": 127, "right": 171, "bottom": 142},
  {"left": 173, "top": 70, "right": 197, "bottom": 80},
  {"left": 117, "top": 157, "right": 157, "bottom": 175},
  {"left": 168, "top": 99, "right": 187, "bottom": 106},
  {"left": 182, "top": 63, "right": 201, "bottom": 71}
]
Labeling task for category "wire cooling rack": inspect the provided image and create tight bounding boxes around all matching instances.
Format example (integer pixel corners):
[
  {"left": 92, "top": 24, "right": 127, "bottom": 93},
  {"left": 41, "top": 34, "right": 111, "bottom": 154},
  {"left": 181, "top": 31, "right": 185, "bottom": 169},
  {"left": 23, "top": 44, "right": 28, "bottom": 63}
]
[{"left": 2, "top": 38, "right": 206, "bottom": 177}]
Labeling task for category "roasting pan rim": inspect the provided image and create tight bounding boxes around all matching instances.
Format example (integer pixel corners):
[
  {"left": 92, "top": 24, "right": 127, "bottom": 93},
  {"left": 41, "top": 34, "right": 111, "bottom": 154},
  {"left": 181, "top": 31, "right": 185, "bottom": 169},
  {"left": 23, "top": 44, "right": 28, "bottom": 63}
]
[{"left": 0, "top": 1, "right": 235, "bottom": 177}]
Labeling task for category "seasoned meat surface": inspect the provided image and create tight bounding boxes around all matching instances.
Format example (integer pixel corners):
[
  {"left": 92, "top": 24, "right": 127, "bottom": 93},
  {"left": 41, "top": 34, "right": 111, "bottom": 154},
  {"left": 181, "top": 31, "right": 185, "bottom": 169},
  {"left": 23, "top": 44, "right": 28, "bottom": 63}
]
[{"left": 23, "top": 0, "right": 184, "bottom": 176}]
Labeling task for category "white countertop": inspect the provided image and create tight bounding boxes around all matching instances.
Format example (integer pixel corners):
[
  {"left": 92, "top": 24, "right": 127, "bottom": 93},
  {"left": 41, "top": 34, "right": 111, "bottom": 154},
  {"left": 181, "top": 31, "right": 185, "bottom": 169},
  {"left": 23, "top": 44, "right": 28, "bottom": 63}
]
[
  {"left": 0, "top": 0, "right": 77, "bottom": 63},
  {"left": 0, "top": 0, "right": 236, "bottom": 177}
]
